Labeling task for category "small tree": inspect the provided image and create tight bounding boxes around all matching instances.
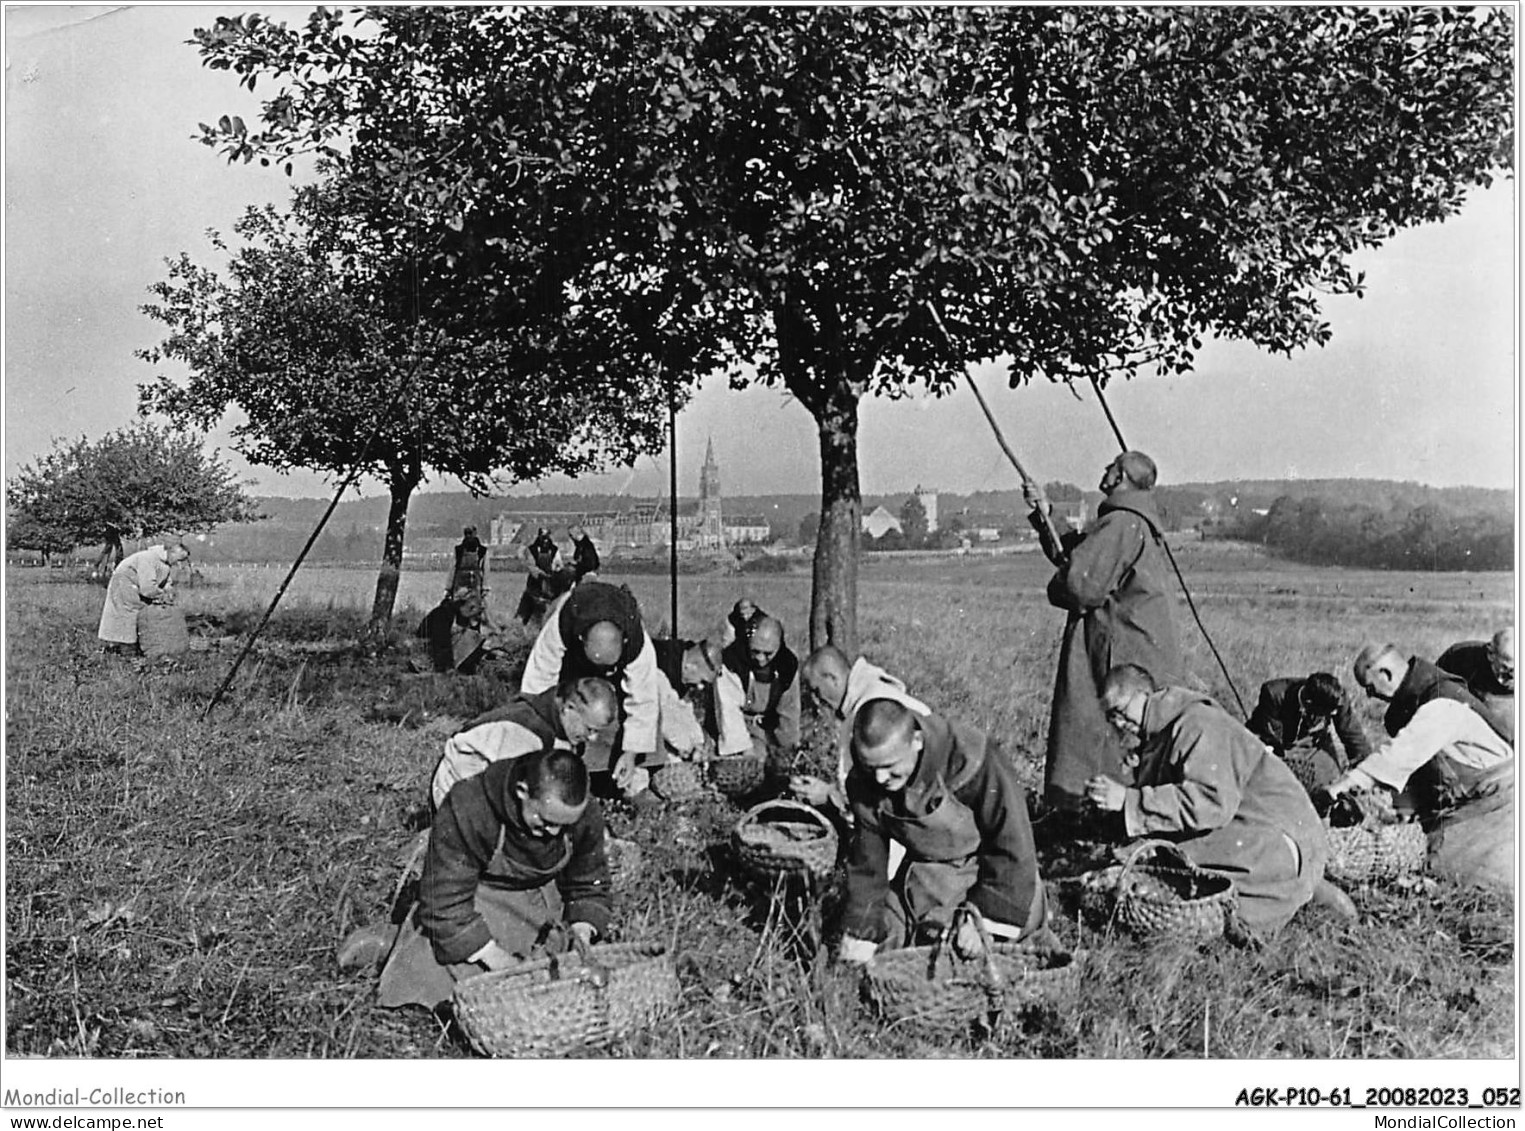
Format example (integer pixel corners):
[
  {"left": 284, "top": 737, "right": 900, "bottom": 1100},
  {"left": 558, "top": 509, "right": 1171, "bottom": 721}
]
[
  {"left": 139, "top": 187, "right": 677, "bottom": 626},
  {"left": 5, "top": 422, "right": 260, "bottom": 569},
  {"left": 898, "top": 495, "right": 929, "bottom": 549}
]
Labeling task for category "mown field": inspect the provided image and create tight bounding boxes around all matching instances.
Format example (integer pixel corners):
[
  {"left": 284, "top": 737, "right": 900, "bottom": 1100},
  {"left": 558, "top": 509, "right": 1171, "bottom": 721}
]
[{"left": 4, "top": 544, "right": 1515, "bottom": 1059}]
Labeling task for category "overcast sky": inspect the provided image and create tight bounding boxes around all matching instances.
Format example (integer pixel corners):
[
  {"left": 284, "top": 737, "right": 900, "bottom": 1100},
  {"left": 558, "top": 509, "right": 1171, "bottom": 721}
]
[{"left": 4, "top": 5, "right": 1518, "bottom": 503}]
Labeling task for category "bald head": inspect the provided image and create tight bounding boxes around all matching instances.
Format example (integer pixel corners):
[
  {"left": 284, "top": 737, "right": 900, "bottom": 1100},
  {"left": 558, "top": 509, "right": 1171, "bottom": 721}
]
[
  {"left": 1100, "top": 663, "right": 1157, "bottom": 707},
  {"left": 751, "top": 616, "right": 782, "bottom": 649},
  {"left": 582, "top": 620, "right": 625, "bottom": 668},
  {"left": 557, "top": 677, "right": 618, "bottom": 745},
  {"left": 851, "top": 699, "right": 924, "bottom": 792},
  {"left": 680, "top": 639, "right": 723, "bottom": 686},
  {"left": 1353, "top": 643, "right": 1406, "bottom": 701},
  {"left": 560, "top": 676, "right": 618, "bottom": 726},
  {"left": 1101, "top": 450, "right": 1158, "bottom": 494},
  {"left": 1488, "top": 627, "right": 1515, "bottom": 690},
  {"left": 748, "top": 616, "right": 784, "bottom": 670},
  {"left": 1100, "top": 664, "right": 1156, "bottom": 749},
  {"left": 1118, "top": 451, "right": 1157, "bottom": 489},
  {"left": 803, "top": 645, "right": 852, "bottom": 711}
]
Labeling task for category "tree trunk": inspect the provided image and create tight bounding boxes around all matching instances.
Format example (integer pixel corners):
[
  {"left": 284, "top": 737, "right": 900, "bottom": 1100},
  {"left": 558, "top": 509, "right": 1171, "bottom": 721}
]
[
  {"left": 808, "top": 397, "right": 862, "bottom": 655},
  {"left": 369, "top": 475, "right": 416, "bottom": 629},
  {"left": 777, "top": 283, "right": 869, "bottom": 658},
  {"left": 92, "top": 526, "right": 124, "bottom": 581}
]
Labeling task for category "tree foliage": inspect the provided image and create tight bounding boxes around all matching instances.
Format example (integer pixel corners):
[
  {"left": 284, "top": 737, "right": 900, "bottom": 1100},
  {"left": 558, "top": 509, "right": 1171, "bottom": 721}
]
[
  {"left": 898, "top": 495, "right": 929, "bottom": 549},
  {"left": 138, "top": 183, "right": 681, "bottom": 623},
  {"left": 194, "top": 6, "right": 1514, "bottom": 650},
  {"left": 5, "top": 422, "right": 260, "bottom": 555}
]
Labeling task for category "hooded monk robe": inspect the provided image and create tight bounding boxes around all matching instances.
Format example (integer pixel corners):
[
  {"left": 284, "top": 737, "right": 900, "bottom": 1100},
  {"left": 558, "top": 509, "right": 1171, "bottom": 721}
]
[
  {"left": 378, "top": 757, "right": 611, "bottom": 1011},
  {"left": 519, "top": 583, "right": 661, "bottom": 764},
  {"left": 842, "top": 713, "right": 1046, "bottom": 945},
  {"left": 1126, "top": 687, "right": 1328, "bottom": 932},
  {"left": 1044, "top": 487, "right": 1184, "bottom": 809},
  {"left": 1364, "top": 657, "right": 1514, "bottom": 892}
]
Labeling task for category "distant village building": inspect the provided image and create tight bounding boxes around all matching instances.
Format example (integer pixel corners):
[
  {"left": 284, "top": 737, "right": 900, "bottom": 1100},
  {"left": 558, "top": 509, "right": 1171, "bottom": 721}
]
[
  {"left": 1055, "top": 499, "right": 1088, "bottom": 532},
  {"left": 489, "top": 439, "right": 770, "bottom": 554},
  {"left": 960, "top": 509, "right": 1008, "bottom": 543},
  {"left": 489, "top": 516, "right": 524, "bottom": 546},
  {"left": 913, "top": 485, "right": 939, "bottom": 534},
  {"left": 724, "top": 515, "right": 771, "bottom": 544},
  {"left": 862, "top": 505, "right": 903, "bottom": 539}
]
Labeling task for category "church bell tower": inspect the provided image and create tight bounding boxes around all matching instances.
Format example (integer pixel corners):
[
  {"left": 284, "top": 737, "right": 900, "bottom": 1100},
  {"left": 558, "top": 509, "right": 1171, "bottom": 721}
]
[{"left": 699, "top": 437, "right": 725, "bottom": 547}]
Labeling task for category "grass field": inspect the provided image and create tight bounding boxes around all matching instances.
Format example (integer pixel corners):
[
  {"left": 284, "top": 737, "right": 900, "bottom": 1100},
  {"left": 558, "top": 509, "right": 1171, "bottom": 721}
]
[{"left": 3, "top": 546, "right": 1514, "bottom": 1060}]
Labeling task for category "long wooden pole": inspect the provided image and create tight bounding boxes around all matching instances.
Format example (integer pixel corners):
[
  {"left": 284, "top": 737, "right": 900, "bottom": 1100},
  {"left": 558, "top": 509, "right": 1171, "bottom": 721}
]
[
  {"left": 924, "top": 302, "right": 1066, "bottom": 557},
  {"left": 667, "top": 371, "right": 679, "bottom": 635}
]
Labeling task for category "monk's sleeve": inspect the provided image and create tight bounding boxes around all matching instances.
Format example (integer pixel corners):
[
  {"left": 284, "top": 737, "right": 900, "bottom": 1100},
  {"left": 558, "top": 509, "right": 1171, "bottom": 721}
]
[
  {"left": 956, "top": 750, "right": 1041, "bottom": 930},
  {"left": 1352, "top": 700, "right": 1491, "bottom": 790},
  {"left": 619, "top": 633, "right": 660, "bottom": 755},
  {"left": 1482, "top": 699, "right": 1515, "bottom": 747},
  {"left": 558, "top": 803, "right": 613, "bottom": 939},
  {"left": 431, "top": 721, "right": 546, "bottom": 812},
  {"left": 1245, "top": 685, "right": 1279, "bottom": 748},
  {"left": 1123, "top": 718, "right": 1241, "bottom": 837},
  {"left": 714, "top": 670, "right": 754, "bottom": 756},
  {"left": 841, "top": 785, "right": 893, "bottom": 942},
  {"left": 773, "top": 674, "right": 802, "bottom": 751},
  {"left": 1029, "top": 511, "right": 1077, "bottom": 567},
  {"left": 1045, "top": 571, "right": 1072, "bottom": 611},
  {"left": 518, "top": 603, "right": 568, "bottom": 695},
  {"left": 1061, "top": 515, "right": 1145, "bottom": 611},
  {"left": 417, "top": 791, "right": 499, "bottom": 964}
]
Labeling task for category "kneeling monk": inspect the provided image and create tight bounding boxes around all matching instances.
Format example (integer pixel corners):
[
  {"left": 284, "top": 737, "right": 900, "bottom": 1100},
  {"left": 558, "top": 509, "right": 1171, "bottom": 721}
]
[
  {"left": 838, "top": 699, "right": 1049, "bottom": 964},
  {"left": 1088, "top": 664, "right": 1329, "bottom": 932},
  {"left": 378, "top": 748, "right": 612, "bottom": 1012}
]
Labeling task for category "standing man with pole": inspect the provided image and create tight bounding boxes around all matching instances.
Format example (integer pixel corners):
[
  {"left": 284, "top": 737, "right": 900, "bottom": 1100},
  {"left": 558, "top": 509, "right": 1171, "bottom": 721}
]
[{"left": 1025, "top": 451, "right": 1185, "bottom": 821}]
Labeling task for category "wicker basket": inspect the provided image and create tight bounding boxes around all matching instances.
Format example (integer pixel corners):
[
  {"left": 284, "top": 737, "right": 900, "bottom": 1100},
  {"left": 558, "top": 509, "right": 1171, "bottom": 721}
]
[
  {"left": 138, "top": 603, "right": 189, "bottom": 657},
  {"left": 1325, "top": 820, "right": 1427, "bottom": 883},
  {"left": 709, "top": 750, "right": 766, "bottom": 797},
  {"left": 649, "top": 761, "right": 705, "bottom": 802},
  {"left": 863, "top": 906, "right": 1081, "bottom": 1033},
  {"left": 731, "top": 800, "right": 838, "bottom": 882},
  {"left": 452, "top": 938, "right": 679, "bottom": 1058},
  {"left": 1079, "top": 841, "right": 1238, "bottom": 943}
]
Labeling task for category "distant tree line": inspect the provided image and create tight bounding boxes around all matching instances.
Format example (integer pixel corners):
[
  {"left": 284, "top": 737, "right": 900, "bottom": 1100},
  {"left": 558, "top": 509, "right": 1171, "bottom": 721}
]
[{"left": 1219, "top": 495, "right": 1513, "bottom": 572}]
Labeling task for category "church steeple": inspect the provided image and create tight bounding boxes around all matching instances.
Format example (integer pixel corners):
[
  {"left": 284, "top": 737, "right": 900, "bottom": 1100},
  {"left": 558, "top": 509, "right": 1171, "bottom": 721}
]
[
  {"left": 698, "top": 436, "right": 724, "bottom": 547},
  {"left": 700, "top": 436, "right": 720, "bottom": 502}
]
